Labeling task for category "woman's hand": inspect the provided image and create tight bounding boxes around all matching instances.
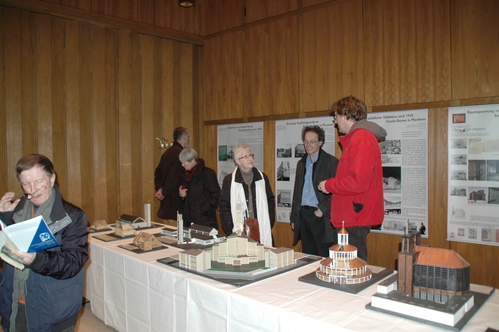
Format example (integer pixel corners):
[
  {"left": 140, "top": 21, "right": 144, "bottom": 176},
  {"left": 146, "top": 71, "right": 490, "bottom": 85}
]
[{"left": 179, "top": 186, "right": 188, "bottom": 198}]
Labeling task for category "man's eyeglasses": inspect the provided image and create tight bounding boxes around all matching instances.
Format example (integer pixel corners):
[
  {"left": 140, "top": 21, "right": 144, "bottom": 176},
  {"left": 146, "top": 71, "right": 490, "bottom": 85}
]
[
  {"left": 303, "top": 140, "right": 319, "bottom": 145},
  {"left": 238, "top": 154, "right": 255, "bottom": 160}
]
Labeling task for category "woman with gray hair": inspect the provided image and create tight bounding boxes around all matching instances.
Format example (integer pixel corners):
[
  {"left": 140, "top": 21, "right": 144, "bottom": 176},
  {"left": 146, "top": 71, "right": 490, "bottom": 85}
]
[
  {"left": 178, "top": 148, "right": 221, "bottom": 230},
  {"left": 218, "top": 144, "right": 275, "bottom": 247}
]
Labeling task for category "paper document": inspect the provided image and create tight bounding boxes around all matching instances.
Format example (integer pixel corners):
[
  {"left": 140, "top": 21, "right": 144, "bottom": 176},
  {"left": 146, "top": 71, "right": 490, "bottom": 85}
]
[{"left": 0, "top": 215, "right": 59, "bottom": 252}]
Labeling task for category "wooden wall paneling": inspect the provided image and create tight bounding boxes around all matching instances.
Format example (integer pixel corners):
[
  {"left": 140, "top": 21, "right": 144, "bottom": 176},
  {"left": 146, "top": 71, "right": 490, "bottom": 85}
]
[
  {"left": 90, "top": 0, "right": 109, "bottom": 15},
  {"left": 202, "top": 124, "right": 218, "bottom": 174},
  {"left": 426, "top": 108, "right": 449, "bottom": 249},
  {"left": 130, "top": 32, "right": 143, "bottom": 215},
  {"left": 302, "top": 0, "right": 331, "bottom": 7},
  {"left": 0, "top": 8, "right": 6, "bottom": 195},
  {"left": 109, "top": 0, "right": 138, "bottom": 21},
  {"left": 91, "top": 24, "right": 108, "bottom": 224},
  {"left": 244, "top": 16, "right": 299, "bottom": 118},
  {"left": 301, "top": 0, "right": 365, "bottom": 113},
  {"left": 138, "top": 0, "right": 154, "bottom": 25},
  {"left": 452, "top": 242, "right": 499, "bottom": 289},
  {"left": 180, "top": 42, "right": 195, "bottom": 149},
  {"left": 244, "top": 0, "right": 298, "bottom": 24},
  {"left": 155, "top": 0, "right": 204, "bottom": 36},
  {"left": 21, "top": 11, "right": 36, "bottom": 155},
  {"left": 51, "top": 16, "right": 67, "bottom": 194},
  {"left": 366, "top": 233, "right": 400, "bottom": 269},
  {"left": 79, "top": 21, "right": 94, "bottom": 221},
  {"left": 202, "top": 31, "right": 244, "bottom": 121},
  {"left": 104, "top": 26, "right": 119, "bottom": 223},
  {"left": 36, "top": 14, "right": 53, "bottom": 158},
  {"left": 454, "top": 0, "right": 499, "bottom": 100},
  {"left": 141, "top": 34, "right": 155, "bottom": 209},
  {"left": 117, "top": 29, "right": 133, "bottom": 215},
  {"left": 364, "top": 0, "right": 451, "bottom": 107},
  {"left": 4, "top": 8, "right": 22, "bottom": 191},
  {"left": 65, "top": 19, "right": 82, "bottom": 204},
  {"left": 203, "top": 0, "right": 243, "bottom": 36}
]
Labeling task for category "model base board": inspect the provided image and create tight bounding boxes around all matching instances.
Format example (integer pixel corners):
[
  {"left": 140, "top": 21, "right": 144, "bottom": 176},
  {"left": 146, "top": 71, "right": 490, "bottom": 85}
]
[{"left": 366, "top": 276, "right": 495, "bottom": 331}]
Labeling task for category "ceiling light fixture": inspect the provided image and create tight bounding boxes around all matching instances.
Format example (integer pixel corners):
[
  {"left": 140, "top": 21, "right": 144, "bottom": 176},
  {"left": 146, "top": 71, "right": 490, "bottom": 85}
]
[{"left": 179, "top": 0, "right": 194, "bottom": 8}]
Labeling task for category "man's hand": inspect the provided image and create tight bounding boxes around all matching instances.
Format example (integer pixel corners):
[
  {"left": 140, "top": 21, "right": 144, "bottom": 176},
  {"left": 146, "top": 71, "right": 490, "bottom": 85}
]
[
  {"left": 318, "top": 180, "right": 330, "bottom": 194},
  {"left": 155, "top": 188, "right": 164, "bottom": 200},
  {"left": 0, "top": 192, "right": 20, "bottom": 212},
  {"left": 314, "top": 209, "right": 323, "bottom": 218}
]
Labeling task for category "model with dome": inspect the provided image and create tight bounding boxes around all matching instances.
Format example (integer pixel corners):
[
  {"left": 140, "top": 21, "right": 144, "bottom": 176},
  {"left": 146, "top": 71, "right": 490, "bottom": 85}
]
[{"left": 316, "top": 222, "right": 372, "bottom": 284}]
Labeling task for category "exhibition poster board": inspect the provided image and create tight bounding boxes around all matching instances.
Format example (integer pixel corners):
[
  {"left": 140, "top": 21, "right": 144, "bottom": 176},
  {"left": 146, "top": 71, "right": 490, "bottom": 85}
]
[
  {"left": 368, "top": 109, "right": 429, "bottom": 237},
  {"left": 217, "top": 122, "right": 264, "bottom": 186},
  {"left": 447, "top": 104, "right": 499, "bottom": 246},
  {"left": 274, "top": 117, "right": 336, "bottom": 223}
]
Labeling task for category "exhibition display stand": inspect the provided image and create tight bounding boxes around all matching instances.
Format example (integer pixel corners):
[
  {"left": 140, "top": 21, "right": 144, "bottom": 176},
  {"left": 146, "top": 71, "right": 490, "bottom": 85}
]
[{"left": 84, "top": 229, "right": 499, "bottom": 332}]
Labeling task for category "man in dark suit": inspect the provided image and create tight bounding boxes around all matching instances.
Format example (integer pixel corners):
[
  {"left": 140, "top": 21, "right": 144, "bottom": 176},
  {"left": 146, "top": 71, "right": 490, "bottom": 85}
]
[
  {"left": 154, "top": 127, "right": 189, "bottom": 221},
  {"left": 290, "top": 126, "right": 339, "bottom": 257}
]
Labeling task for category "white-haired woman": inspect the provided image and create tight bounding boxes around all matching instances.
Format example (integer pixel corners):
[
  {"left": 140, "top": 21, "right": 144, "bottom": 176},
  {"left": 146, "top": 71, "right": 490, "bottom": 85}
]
[
  {"left": 219, "top": 144, "right": 275, "bottom": 247},
  {"left": 178, "top": 148, "right": 220, "bottom": 230}
]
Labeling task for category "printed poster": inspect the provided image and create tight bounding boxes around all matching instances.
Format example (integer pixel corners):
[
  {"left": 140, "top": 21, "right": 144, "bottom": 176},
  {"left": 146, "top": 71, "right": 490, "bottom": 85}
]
[
  {"left": 447, "top": 104, "right": 499, "bottom": 246},
  {"left": 368, "top": 109, "right": 429, "bottom": 237}
]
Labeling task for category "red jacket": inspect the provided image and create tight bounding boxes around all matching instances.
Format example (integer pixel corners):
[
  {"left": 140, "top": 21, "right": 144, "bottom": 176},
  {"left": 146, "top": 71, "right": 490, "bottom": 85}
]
[{"left": 325, "top": 123, "right": 384, "bottom": 228}]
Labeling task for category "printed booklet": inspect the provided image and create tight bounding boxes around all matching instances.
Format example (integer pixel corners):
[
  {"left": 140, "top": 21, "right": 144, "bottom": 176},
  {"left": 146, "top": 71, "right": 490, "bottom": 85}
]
[{"left": 0, "top": 216, "right": 59, "bottom": 270}]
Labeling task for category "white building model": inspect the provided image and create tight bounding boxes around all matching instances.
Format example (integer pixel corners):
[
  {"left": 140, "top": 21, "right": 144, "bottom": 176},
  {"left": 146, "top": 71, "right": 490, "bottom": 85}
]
[
  {"left": 316, "top": 223, "right": 372, "bottom": 284},
  {"left": 178, "top": 234, "right": 295, "bottom": 274}
]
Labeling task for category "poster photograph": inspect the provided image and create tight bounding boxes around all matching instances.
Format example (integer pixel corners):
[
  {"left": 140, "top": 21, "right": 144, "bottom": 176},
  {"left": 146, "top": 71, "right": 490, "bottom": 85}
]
[
  {"left": 217, "top": 122, "right": 264, "bottom": 186},
  {"left": 274, "top": 117, "right": 336, "bottom": 223},
  {"left": 447, "top": 104, "right": 499, "bottom": 246},
  {"left": 368, "top": 109, "right": 429, "bottom": 237}
]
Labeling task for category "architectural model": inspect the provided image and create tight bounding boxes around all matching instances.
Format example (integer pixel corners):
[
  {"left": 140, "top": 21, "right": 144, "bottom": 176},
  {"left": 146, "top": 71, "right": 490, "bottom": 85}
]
[
  {"left": 116, "top": 213, "right": 150, "bottom": 229},
  {"left": 89, "top": 219, "right": 109, "bottom": 230},
  {"left": 114, "top": 224, "right": 136, "bottom": 237},
  {"left": 368, "top": 225, "right": 477, "bottom": 327},
  {"left": 316, "top": 224, "right": 372, "bottom": 284},
  {"left": 178, "top": 233, "right": 295, "bottom": 277},
  {"left": 132, "top": 231, "right": 162, "bottom": 251},
  {"left": 161, "top": 213, "right": 225, "bottom": 245}
]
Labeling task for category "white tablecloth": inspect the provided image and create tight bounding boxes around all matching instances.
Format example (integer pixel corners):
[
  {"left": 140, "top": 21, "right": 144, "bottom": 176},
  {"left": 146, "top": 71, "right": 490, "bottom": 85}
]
[{"left": 84, "top": 230, "right": 499, "bottom": 332}]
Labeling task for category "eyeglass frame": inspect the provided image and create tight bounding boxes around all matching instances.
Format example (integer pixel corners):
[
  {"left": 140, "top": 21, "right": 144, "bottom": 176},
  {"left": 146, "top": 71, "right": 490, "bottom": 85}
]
[
  {"left": 303, "top": 140, "right": 320, "bottom": 145},
  {"left": 237, "top": 154, "right": 255, "bottom": 160}
]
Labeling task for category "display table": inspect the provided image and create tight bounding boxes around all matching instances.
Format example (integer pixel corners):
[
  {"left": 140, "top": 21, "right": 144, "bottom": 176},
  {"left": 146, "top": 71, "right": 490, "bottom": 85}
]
[{"left": 84, "top": 230, "right": 499, "bottom": 332}]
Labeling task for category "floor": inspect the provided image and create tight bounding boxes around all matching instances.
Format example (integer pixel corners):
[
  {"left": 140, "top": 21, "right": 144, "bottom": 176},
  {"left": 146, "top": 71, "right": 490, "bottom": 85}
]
[
  {"left": 0, "top": 301, "right": 118, "bottom": 332},
  {"left": 76, "top": 301, "right": 119, "bottom": 332}
]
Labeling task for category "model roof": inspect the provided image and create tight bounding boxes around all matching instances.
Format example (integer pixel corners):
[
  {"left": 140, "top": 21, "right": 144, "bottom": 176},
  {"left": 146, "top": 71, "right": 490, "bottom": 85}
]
[{"left": 415, "top": 245, "right": 470, "bottom": 268}]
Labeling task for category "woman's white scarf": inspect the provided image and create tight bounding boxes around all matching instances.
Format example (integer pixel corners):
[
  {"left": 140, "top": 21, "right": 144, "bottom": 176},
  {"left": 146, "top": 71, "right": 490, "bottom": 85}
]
[{"left": 230, "top": 167, "right": 272, "bottom": 247}]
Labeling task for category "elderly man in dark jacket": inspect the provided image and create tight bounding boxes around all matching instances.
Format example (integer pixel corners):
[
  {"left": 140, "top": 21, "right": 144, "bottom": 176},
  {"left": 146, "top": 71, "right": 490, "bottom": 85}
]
[
  {"left": 291, "top": 126, "right": 338, "bottom": 257},
  {"left": 154, "top": 127, "right": 190, "bottom": 221},
  {"left": 0, "top": 154, "right": 88, "bottom": 332}
]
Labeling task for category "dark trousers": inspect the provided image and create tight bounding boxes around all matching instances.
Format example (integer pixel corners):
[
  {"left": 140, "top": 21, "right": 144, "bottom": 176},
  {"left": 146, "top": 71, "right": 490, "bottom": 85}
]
[
  {"left": 345, "top": 225, "right": 371, "bottom": 261},
  {"left": 299, "top": 207, "right": 333, "bottom": 257}
]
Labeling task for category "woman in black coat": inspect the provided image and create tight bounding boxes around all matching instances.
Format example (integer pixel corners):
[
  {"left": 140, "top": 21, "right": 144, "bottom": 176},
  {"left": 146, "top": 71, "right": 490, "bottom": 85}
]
[{"left": 178, "top": 148, "right": 221, "bottom": 229}]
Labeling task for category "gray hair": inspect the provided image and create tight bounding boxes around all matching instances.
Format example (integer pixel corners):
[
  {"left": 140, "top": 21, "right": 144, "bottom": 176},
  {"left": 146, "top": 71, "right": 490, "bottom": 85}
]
[
  {"left": 179, "top": 147, "right": 198, "bottom": 163},
  {"left": 233, "top": 144, "right": 251, "bottom": 159}
]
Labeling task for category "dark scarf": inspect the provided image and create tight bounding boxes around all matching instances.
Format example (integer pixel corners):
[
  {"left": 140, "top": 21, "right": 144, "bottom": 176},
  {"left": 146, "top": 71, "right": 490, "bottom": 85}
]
[{"left": 185, "top": 160, "right": 200, "bottom": 182}]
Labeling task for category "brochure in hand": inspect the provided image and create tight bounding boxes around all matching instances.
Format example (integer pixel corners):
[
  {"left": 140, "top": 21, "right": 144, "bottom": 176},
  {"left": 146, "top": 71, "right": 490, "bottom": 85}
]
[{"left": 0, "top": 216, "right": 59, "bottom": 270}]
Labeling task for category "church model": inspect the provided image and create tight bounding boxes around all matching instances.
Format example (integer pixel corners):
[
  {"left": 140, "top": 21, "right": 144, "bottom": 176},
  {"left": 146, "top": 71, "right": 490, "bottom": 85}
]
[
  {"left": 178, "top": 233, "right": 295, "bottom": 276},
  {"left": 316, "top": 224, "right": 372, "bottom": 284},
  {"left": 368, "top": 225, "right": 475, "bottom": 327}
]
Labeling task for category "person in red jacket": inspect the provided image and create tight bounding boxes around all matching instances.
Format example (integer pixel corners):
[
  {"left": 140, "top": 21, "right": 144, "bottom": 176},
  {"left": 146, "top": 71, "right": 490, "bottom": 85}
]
[{"left": 318, "top": 95, "right": 386, "bottom": 261}]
